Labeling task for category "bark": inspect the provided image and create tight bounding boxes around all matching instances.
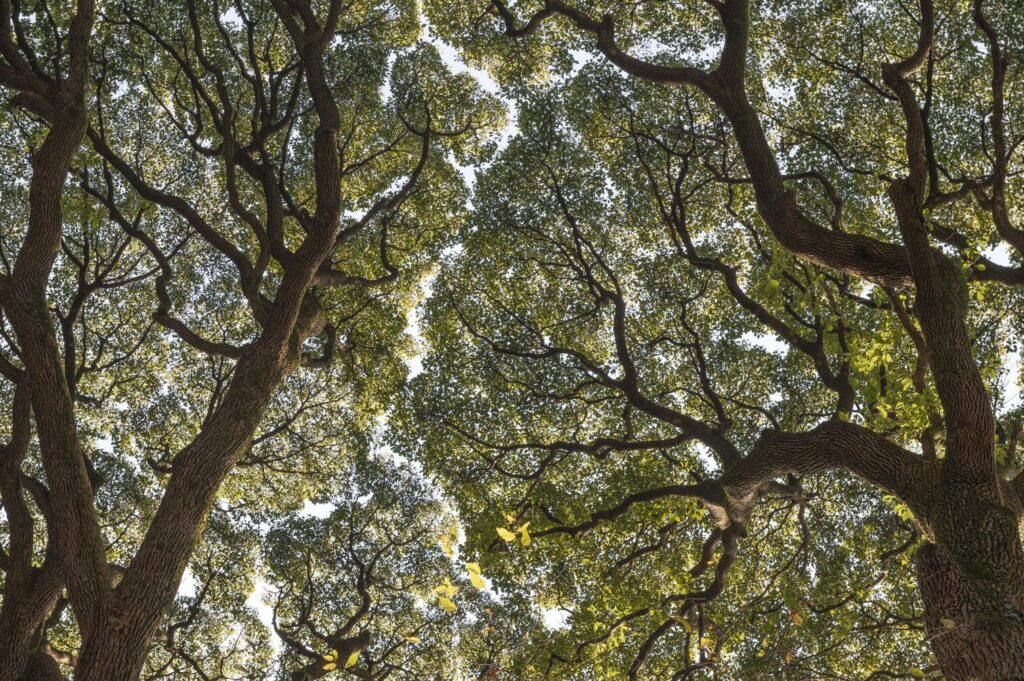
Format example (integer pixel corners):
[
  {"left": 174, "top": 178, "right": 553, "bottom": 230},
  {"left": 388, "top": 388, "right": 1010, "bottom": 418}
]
[
  {"left": 878, "top": 5, "right": 1024, "bottom": 675},
  {"left": 710, "top": 86, "right": 914, "bottom": 288},
  {"left": 496, "top": 0, "right": 919, "bottom": 287},
  {"left": 720, "top": 420, "right": 936, "bottom": 523},
  {"left": 722, "top": 421, "right": 1024, "bottom": 681},
  {"left": 0, "top": 562, "right": 64, "bottom": 681},
  {"left": 917, "top": 541, "right": 1024, "bottom": 680},
  {"left": 17, "top": 654, "right": 65, "bottom": 681}
]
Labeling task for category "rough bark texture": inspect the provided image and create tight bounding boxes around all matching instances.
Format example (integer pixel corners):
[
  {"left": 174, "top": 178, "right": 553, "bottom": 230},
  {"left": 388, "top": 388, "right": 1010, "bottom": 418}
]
[
  {"left": 17, "top": 654, "right": 65, "bottom": 681},
  {"left": 918, "top": 541, "right": 1024, "bottom": 680}
]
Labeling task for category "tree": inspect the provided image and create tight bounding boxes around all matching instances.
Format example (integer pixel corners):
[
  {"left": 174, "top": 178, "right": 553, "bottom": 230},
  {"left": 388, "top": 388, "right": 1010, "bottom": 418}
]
[
  {"left": 0, "top": 0, "right": 500, "bottom": 679},
  {"left": 6, "top": 1, "right": 1024, "bottom": 680},
  {"left": 406, "top": 0, "right": 1024, "bottom": 679}
]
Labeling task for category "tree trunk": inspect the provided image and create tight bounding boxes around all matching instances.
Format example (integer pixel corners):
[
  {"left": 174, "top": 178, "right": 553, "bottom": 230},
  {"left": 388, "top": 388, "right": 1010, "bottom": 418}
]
[
  {"left": 917, "top": 490, "right": 1024, "bottom": 680},
  {"left": 73, "top": 623, "right": 154, "bottom": 681},
  {"left": 0, "top": 614, "right": 40, "bottom": 681},
  {"left": 0, "top": 582, "right": 63, "bottom": 681},
  {"left": 17, "top": 654, "right": 65, "bottom": 681}
]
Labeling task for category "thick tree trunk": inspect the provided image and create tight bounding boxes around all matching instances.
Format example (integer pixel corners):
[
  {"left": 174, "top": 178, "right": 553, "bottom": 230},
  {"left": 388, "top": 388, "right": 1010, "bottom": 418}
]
[
  {"left": 17, "top": 654, "right": 64, "bottom": 681},
  {"left": 0, "top": 616, "right": 42, "bottom": 681},
  {"left": 0, "top": 575, "right": 63, "bottom": 681},
  {"left": 917, "top": 489, "right": 1024, "bottom": 681},
  {"left": 918, "top": 543, "right": 1024, "bottom": 680},
  {"left": 73, "top": 623, "right": 153, "bottom": 681}
]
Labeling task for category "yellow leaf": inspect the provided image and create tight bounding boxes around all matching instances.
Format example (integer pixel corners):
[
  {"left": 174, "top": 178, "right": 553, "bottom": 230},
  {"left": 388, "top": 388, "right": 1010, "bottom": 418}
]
[
  {"left": 503, "top": 512, "right": 517, "bottom": 524},
  {"left": 434, "top": 577, "right": 459, "bottom": 599},
  {"left": 323, "top": 649, "right": 339, "bottom": 662},
  {"left": 699, "top": 636, "right": 712, "bottom": 648},
  {"left": 497, "top": 527, "right": 516, "bottom": 542},
  {"left": 519, "top": 523, "right": 531, "bottom": 546},
  {"left": 344, "top": 651, "right": 359, "bottom": 669},
  {"left": 469, "top": 572, "right": 486, "bottom": 589},
  {"left": 404, "top": 635, "right": 421, "bottom": 645},
  {"left": 678, "top": 617, "right": 693, "bottom": 632},
  {"left": 438, "top": 596, "right": 457, "bottom": 612},
  {"left": 465, "top": 562, "right": 481, "bottom": 574},
  {"left": 323, "top": 662, "right": 337, "bottom": 671},
  {"left": 910, "top": 669, "right": 926, "bottom": 678},
  {"left": 792, "top": 612, "right": 804, "bottom": 626},
  {"left": 438, "top": 528, "right": 458, "bottom": 558},
  {"left": 784, "top": 650, "right": 794, "bottom": 664}
]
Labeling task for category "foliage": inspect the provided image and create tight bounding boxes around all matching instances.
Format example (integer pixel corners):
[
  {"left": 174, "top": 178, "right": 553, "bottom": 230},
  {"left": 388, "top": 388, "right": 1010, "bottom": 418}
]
[{"left": 3, "top": 0, "right": 1024, "bottom": 679}]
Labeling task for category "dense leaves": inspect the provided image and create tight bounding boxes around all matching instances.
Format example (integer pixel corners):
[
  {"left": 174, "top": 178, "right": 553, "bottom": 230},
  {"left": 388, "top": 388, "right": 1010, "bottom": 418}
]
[{"left": 3, "top": 0, "right": 1024, "bottom": 679}]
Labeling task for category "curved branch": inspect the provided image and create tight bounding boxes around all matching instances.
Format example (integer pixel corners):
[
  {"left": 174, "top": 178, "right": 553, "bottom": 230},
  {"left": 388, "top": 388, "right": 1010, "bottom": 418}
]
[
  {"left": 720, "top": 420, "right": 935, "bottom": 525},
  {"left": 534, "top": 480, "right": 722, "bottom": 539},
  {"left": 491, "top": 0, "right": 711, "bottom": 87}
]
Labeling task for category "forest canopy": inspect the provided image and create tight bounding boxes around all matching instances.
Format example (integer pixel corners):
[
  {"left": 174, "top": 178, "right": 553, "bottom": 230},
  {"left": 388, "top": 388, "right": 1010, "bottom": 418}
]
[{"left": 2, "top": 0, "right": 1024, "bottom": 680}]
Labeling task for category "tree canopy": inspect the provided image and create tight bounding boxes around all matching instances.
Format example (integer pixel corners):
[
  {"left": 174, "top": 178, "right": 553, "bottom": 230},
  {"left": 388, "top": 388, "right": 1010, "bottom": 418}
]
[{"left": 2, "top": 0, "right": 1024, "bottom": 680}]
